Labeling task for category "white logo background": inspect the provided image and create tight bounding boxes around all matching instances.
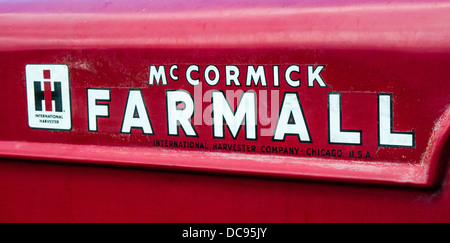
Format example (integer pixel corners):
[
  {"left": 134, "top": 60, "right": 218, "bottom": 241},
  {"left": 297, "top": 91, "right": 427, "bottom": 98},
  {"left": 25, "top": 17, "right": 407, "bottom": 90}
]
[{"left": 26, "top": 64, "right": 72, "bottom": 130}]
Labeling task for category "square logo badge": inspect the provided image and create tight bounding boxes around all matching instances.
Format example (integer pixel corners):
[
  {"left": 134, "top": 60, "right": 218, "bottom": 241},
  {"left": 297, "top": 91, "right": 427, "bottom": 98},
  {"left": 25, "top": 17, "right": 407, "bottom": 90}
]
[{"left": 26, "top": 64, "right": 72, "bottom": 130}]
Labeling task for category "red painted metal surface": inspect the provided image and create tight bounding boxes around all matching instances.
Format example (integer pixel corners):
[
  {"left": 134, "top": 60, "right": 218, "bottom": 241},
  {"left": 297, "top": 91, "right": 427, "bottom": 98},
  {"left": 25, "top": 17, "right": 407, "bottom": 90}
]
[
  {"left": 0, "top": 157, "right": 449, "bottom": 223},
  {"left": 0, "top": 0, "right": 449, "bottom": 222}
]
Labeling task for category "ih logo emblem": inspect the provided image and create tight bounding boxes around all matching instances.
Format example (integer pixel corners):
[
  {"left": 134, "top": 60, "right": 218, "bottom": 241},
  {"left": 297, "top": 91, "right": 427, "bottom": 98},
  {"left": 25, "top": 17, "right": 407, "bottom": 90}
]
[{"left": 26, "top": 64, "right": 72, "bottom": 130}]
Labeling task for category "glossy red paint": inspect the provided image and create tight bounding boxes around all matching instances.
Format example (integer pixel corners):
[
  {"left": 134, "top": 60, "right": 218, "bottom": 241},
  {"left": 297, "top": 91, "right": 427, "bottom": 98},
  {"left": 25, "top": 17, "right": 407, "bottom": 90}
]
[
  {"left": 0, "top": 157, "right": 449, "bottom": 223},
  {"left": 0, "top": 0, "right": 449, "bottom": 222}
]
